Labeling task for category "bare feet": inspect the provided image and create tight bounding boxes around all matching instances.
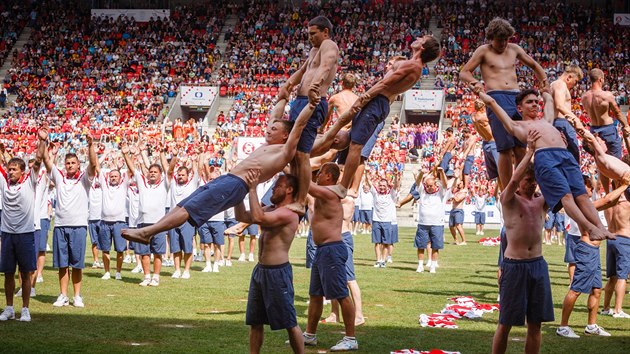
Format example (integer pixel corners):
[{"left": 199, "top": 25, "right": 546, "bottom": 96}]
[
  {"left": 225, "top": 224, "right": 245, "bottom": 236},
  {"left": 286, "top": 202, "right": 306, "bottom": 216},
  {"left": 320, "top": 314, "right": 337, "bottom": 324},
  {"left": 121, "top": 228, "right": 152, "bottom": 245},
  {"left": 355, "top": 317, "right": 365, "bottom": 326}
]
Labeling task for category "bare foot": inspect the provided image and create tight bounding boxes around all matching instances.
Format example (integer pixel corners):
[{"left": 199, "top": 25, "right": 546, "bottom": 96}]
[
  {"left": 320, "top": 314, "right": 337, "bottom": 323},
  {"left": 225, "top": 224, "right": 245, "bottom": 236},
  {"left": 286, "top": 202, "right": 306, "bottom": 216},
  {"left": 121, "top": 228, "right": 152, "bottom": 245},
  {"left": 355, "top": 317, "right": 365, "bottom": 326}
]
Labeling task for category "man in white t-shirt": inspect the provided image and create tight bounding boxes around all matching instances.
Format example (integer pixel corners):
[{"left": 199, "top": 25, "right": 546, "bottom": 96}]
[
  {"left": 121, "top": 142, "right": 168, "bottom": 287},
  {"left": 0, "top": 134, "right": 44, "bottom": 322},
  {"left": 367, "top": 176, "right": 398, "bottom": 268},
  {"left": 357, "top": 183, "right": 374, "bottom": 234},
  {"left": 473, "top": 186, "right": 488, "bottom": 236},
  {"left": 99, "top": 169, "right": 129, "bottom": 280},
  {"left": 42, "top": 129, "right": 98, "bottom": 308}
]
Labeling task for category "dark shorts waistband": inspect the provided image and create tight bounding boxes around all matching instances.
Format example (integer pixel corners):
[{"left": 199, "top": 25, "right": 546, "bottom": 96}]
[
  {"left": 257, "top": 262, "right": 290, "bottom": 269},
  {"left": 534, "top": 147, "right": 568, "bottom": 155},
  {"left": 296, "top": 95, "right": 328, "bottom": 100},
  {"left": 226, "top": 173, "right": 248, "bottom": 189},
  {"left": 503, "top": 256, "right": 544, "bottom": 263},
  {"left": 578, "top": 241, "right": 600, "bottom": 250},
  {"left": 591, "top": 123, "right": 615, "bottom": 129},
  {"left": 316, "top": 240, "right": 344, "bottom": 248},
  {"left": 487, "top": 90, "right": 519, "bottom": 96}
]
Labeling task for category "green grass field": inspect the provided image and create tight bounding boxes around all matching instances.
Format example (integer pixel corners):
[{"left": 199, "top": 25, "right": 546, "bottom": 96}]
[{"left": 1, "top": 228, "right": 629, "bottom": 353}]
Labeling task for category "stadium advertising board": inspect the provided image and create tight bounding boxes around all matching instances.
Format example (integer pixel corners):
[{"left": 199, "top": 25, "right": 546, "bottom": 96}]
[
  {"left": 180, "top": 86, "right": 219, "bottom": 107},
  {"left": 237, "top": 137, "right": 265, "bottom": 161},
  {"left": 404, "top": 90, "right": 444, "bottom": 112}
]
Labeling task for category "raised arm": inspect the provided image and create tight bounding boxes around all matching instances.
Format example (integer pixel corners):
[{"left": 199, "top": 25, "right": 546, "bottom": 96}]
[
  {"left": 542, "top": 91, "right": 556, "bottom": 124},
  {"left": 38, "top": 128, "right": 54, "bottom": 172},
  {"left": 593, "top": 172, "right": 630, "bottom": 211},
  {"left": 269, "top": 98, "right": 287, "bottom": 123},
  {"left": 120, "top": 141, "right": 136, "bottom": 177},
  {"left": 501, "top": 130, "right": 538, "bottom": 204},
  {"left": 246, "top": 169, "right": 295, "bottom": 227},
  {"left": 33, "top": 130, "right": 46, "bottom": 175},
  {"left": 277, "top": 62, "right": 307, "bottom": 101},
  {"left": 308, "top": 180, "right": 338, "bottom": 200},
  {"left": 515, "top": 46, "right": 548, "bottom": 90},
  {"left": 86, "top": 134, "right": 99, "bottom": 178},
  {"left": 282, "top": 89, "right": 319, "bottom": 157}
]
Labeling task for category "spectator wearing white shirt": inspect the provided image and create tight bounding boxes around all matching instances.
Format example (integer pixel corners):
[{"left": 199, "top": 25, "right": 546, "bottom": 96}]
[
  {"left": 98, "top": 169, "right": 130, "bottom": 281},
  {"left": 366, "top": 174, "right": 399, "bottom": 268},
  {"left": 473, "top": 186, "right": 488, "bottom": 236},
  {"left": 357, "top": 183, "right": 374, "bottom": 234}
]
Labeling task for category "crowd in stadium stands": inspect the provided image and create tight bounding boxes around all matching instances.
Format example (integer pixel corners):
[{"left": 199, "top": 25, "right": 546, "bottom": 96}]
[{"left": 0, "top": 2, "right": 30, "bottom": 67}]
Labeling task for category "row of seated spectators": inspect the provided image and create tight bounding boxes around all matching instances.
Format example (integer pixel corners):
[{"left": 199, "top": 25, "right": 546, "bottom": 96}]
[{"left": 0, "top": 1, "right": 30, "bottom": 67}]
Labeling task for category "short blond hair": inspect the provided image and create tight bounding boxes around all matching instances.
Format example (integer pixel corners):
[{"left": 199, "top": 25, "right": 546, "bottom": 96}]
[
  {"left": 564, "top": 65, "right": 584, "bottom": 81},
  {"left": 589, "top": 68, "right": 604, "bottom": 83}
]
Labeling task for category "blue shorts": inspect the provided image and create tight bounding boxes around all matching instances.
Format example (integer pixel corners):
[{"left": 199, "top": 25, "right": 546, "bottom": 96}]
[
  {"left": 88, "top": 220, "right": 101, "bottom": 246},
  {"left": 564, "top": 233, "right": 581, "bottom": 264},
  {"left": 341, "top": 231, "right": 356, "bottom": 281},
  {"left": 440, "top": 151, "right": 452, "bottom": 172},
  {"left": 359, "top": 210, "right": 372, "bottom": 224},
  {"left": 133, "top": 224, "right": 166, "bottom": 255},
  {"left": 371, "top": 221, "right": 393, "bottom": 244},
  {"left": 449, "top": 208, "right": 464, "bottom": 227},
  {"left": 305, "top": 229, "right": 317, "bottom": 269},
  {"left": 98, "top": 221, "right": 128, "bottom": 253},
  {"left": 415, "top": 224, "right": 444, "bottom": 250},
  {"left": 499, "top": 257, "right": 554, "bottom": 325},
  {"left": 309, "top": 241, "right": 349, "bottom": 300},
  {"left": 352, "top": 205, "right": 360, "bottom": 222},
  {"left": 198, "top": 221, "right": 225, "bottom": 245},
  {"left": 391, "top": 223, "right": 398, "bottom": 243},
  {"left": 534, "top": 148, "right": 586, "bottom": 213},
  {"left": 178, "top": 174, "right": 249, "bottom": 228},
  {"left": 335, "top": 120, "right": 385, "bottom": 165},
  {"left": 591, "top": 124, "right": 622, "bottom": 159},
  {"left": 571, "top": 241, "right": 602, "bottom": 293},
  {"left": 0, "top": 232, "right": 36, "bottom": 273},
  {"left": 35, "top": 218, "right": 51, "bottom": 253},
  {"left": 350, "top": 94, "right": 390, "bottom": 146},
  {"left": 289, "top": 96, "right": 328, "bottom": 153},
  {"left": 246, "top": 262, "right": 297, "bottom": 330},
  {"left": 244, "top": 224, "right": 259, "bottom": 236},
  {"left": 474, "top": 211, "right": 486, "bottom": 225},
  {"left": 53, "top": 226, "right": 87, "bottom": 269},
  {"left": 553, "top": 118, "right": 580, "bottom": 164},
  {"left": 260, "top": 182, "right": 274, "bottom": 206},
  {"left": 482, "top": 140, "right": 499, "bottom": 180},
  {"left": 169, "top": 221, "right": 195, "bottom": 254},
  {"left": 486, "top": 90, "right": 525, "bottom": 152},
  {"left": 463, "top": 155, "right": 474, "bottom": 175},
  {"left": 224, "top": 218, "right": 238, "bottom": 229},
  {"left": 606, "top": 236, "right": 630, "bottom": 280},
  {"left": 497, "top": 227, "right": 507, "bottom": 266}
]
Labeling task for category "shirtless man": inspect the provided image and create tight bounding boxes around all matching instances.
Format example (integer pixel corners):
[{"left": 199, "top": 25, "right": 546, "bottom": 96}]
[
  {"left": 122, "top": 89, "right": 320, "bottom": 244},
  {"left": 550, "top": 65, "right": 583, "bottom": 164},
  {"left": 277, "top": 16, "right": 339, "bottom": 213},
  {"left": 580, "top": 130, "right": 630, "bottom": 181},
  {"left": 318, "top": 36, "right": 440, "bottom": 196},
  {"left": 322, "top": 195, "right": 365, "bottom": 326},
  {"left": 556, "top": 170, "right": 630, "bottom": 339},
  {"left": 448, "top": 172, "right": 468, "bottom": 245},
  {"left": 477, "top": 88, "right": 613, "bottom": 242},
  {"left": 582, "top": 68, "right": 630, "bottom": 192},
  {"left": 460, "top": 127, "right": 478, "bottom": 187},
  {"left": 471, "top": 100, "right": 500, "bottom": 185},
  {"left": 302, "top": 162, "right": 358, "bottom": 352},
  {"left": 234, "top": 171, "right": 304, "bottom": 354},
  {"left": 461, "top": 17, "right": 548, "bottom": 188},
  {"left": 318, "top": 73, "right": 358, "bottom": 134},
  {"left": 492, "top": 130, "right": 554, "bottom": 354},
  {"left": 438, "top": 128, "right": 456, "bottom": 175}
]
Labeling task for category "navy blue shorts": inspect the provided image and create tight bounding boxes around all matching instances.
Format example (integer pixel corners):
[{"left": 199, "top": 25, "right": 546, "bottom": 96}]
[
  {"left": 88, "top": 220, "right": 101, "bottom": 246},
  {"left": 289, "top": 96, "right": 328, "bottom": 153},
  {"left": 440, "top": 151, "right": 452, "bottom": 172},
  {"left": 463, "top": 155, "right": 474, "bottom": 175},
  {"left": 474, "top": 211, "right": 486, "bottom": 225},
  {"left": 391, "top": 223, "right": 399, "bottom": 244},
  {"left": 169, "top": 221, "right": 195, "bottom": 253},
  {"left": 352, "top": 205, "right": 360, "bottom": 222},
  {"left": 449, "top": 208, "right": 464, "bottom": 227},
  {"left": 534, "top": 148, "right": 586, "bottom": 213},
  {"left": 309, "top": 241, "right": 349, "bottom": 300},
  {"left": 246, "top": 262, "right": 297, "bottom": 330},
  {"left": 482, "top": 140, "right": 500, "bottom": 180},
  {"left": 360, "top": 120, "right": 385, "bottom": 159},
  {"left": 497, "top": 227, "right": 507, "bottom": 266},
  {"left": 350, "top": 94, "right": 390, "bottom": 146},
  {"left": 224, "top": 218, "right": 238, "bottom": 229},
  {"left": 499, "top": 257, "right": 554, "bottom": 325},
  {"left": 305, "top": 229, "right": 317, "bottom": 269},
  {"left": 99, "top": 221, "right": 128, "bottom": 253},
  {"left": 244, "top": 224, "right": 259, "bottom": 236},
  {"left": 591, "top": 124, "right": 622, "bottom": 159},
  {"left": 179, "top": 174, "right": 249, "bottom": 228},
  {"left": 359, "top": 210, "right": 372, "bottom": 224},
  {"left": 198, "top": 221, "right": 225, "bottom": 245},
  {"left": 371, "top": 221, "right": 393, "bottom": 244},
  {"left": 0, "top": 232, "right": 36, "bottom": 273},
  {"left": 606, "top": 236, "right": 630, "bottom": 280},
  {"left": 486, "top": 90, "right": 525, "bottom": 152},
  {"left": 564, "top": 233, "right": 581, "bottom": 264},
  {"left": 53, "top": 226, "right": 87, "bottom": 269},
  {"left": 571, "top": 241, "right": 602, "bottom": 293},
  {"left": 553, "top": 118, "right": 580, "bottom": 164},
  {"left": 35, "top": 218, "right": 51, "bottom": 253},
  {"left": 415, "top": 224, "right": 444, "bottom": 250},
  {"left": 133, "top": 224, "right": 166, "bottom": 255},
  {"left": 341, "top": 231, "right": 356, "bottom": 281}
]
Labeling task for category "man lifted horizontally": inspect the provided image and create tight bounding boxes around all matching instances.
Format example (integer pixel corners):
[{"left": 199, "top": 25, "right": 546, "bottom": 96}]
[{"left": 122, "top": 89, "right": 320, "bottom": 244}]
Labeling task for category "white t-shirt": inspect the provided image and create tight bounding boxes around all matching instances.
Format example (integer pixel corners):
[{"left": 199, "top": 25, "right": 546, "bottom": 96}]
[
  {"left": 135, "top": 170, "right": 168, "bottom": 225},
  {"left": 100, "top": 171, "right": 129, "bottom": 222},
  {"left": 34, "top": 170, "right": 49, "bottom": 230},
  {"left": 169, "top": 171, "right": 198, "bottom": 208},
  {"left": 49, "top": 167, "right": 92, "bottom": 227},
  {"left": 0, "top": 167, "right": 38, "bottom": 233},
  {"left": 88, "top": 177, "right": 103, "bottom": 221},
  {"left": 416, "top": 181, "right": 446, "bottom": 226},
  {"left": 371, "top": 186, "right": 396, "bottom": 222},
  {"left": 358, "top": 188, "right": 374, "bottom": 210},
  {"left": 127, "top": 183, "right": 140, "bottom": 228},
  {"left": 474, "top": 194, "right": 487, "bottom": 212}
]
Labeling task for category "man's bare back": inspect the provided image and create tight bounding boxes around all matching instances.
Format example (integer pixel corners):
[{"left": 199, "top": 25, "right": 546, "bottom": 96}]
[
  {"left": 341, "top": 196, "right": 354, "bottom": 234},
  {"left": 582, "top": 89, "right": 618, "bottom": 126},
  {"left": 550, "top": 80, "right": 574, "bottom": 120},
  {"left": 310, "top": 182, "right": 343, "bottom": 245}
]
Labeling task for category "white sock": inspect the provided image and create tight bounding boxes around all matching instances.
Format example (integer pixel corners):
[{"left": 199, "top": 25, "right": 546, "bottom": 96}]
[{"left": 5, "top": 305, "right": 13, "bottom": 311}]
